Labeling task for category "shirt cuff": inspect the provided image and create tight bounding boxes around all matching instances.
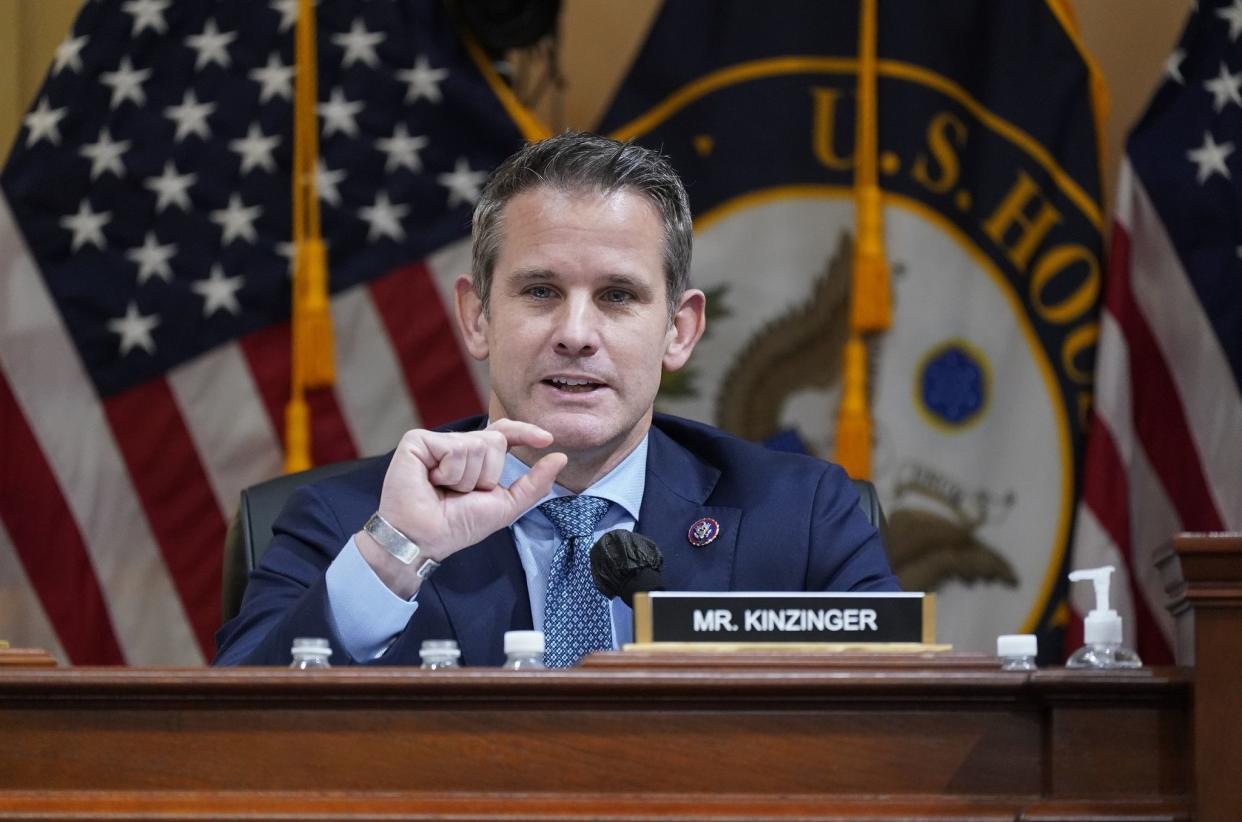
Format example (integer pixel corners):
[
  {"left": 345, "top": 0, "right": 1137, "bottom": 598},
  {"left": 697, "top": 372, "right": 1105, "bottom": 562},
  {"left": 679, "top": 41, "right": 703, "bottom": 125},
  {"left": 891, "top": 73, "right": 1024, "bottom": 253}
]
[{"left": 325, "top": 534, "right": 419, "bottom": 660}]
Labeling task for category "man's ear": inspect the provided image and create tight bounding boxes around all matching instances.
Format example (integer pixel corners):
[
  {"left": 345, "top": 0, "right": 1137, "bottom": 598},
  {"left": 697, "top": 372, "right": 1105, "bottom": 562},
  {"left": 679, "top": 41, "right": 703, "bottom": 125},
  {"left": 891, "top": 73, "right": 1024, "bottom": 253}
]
[
  {"left": 454, "top": 275, "right": 489, "bottom": 361},
  {"left": 662, "top": 288, "right": 707, "bottom": 371}
]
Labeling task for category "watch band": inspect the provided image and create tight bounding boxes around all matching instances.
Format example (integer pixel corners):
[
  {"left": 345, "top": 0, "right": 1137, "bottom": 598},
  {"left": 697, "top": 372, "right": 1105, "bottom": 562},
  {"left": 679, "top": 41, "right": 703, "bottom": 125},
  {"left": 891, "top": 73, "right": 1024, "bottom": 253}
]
[{"left": 363, "top": 512, "right": 440, "bottom": 579}]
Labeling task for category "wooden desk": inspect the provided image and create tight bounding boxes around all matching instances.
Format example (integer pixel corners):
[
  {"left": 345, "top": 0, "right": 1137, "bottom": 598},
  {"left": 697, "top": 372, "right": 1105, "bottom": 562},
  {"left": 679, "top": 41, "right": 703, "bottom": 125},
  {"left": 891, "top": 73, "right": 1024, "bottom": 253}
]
[
  {"left": 0, "top": 533, "right": 1236, "bottom": 821},
  {"left": 0, "top": 660, "right": 1194, "bottom": 820}
]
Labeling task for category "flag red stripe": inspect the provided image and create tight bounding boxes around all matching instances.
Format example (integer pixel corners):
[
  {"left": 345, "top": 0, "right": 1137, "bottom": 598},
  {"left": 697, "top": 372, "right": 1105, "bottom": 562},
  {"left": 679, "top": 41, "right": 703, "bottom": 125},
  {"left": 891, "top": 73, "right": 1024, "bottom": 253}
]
[
  {"left": 0, "top": 370, "right": 125, "bottom": 664},
  {"left": 238, "top": 323, "right": 359, "bottom": 466},
  {"left": 1130, "top": 578, "right": 1174, "bottom": 664},
  {"left": 308, "top": 386, "right": 359, "bottom": 464},
  {"left": 1080, "top": 412, "right": 1130, "bottom": 553},
  {"left": 1105, "top": 225, "right": 1224, "bottom": 531},
  {"left": 369, "top": 262, "right": 482, "bottom": 428},
  {"left": 103, "top": 378, "right": 225, "bottom": 659}
]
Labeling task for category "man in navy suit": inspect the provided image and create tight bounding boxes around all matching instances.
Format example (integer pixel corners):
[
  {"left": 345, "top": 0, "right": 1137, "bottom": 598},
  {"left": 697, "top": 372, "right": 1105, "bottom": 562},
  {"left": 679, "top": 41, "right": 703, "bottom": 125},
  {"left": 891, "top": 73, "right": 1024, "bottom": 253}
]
[{"left": 214, "top": 133, "right": 897, "bottom": 667}]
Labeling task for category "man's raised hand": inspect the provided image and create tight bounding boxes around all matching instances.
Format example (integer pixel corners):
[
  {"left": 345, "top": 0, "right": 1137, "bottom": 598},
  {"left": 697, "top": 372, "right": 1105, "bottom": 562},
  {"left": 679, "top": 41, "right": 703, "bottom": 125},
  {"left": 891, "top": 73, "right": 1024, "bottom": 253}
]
[{"left": 356, "top": 420, "right": 566, "bottom": 597}]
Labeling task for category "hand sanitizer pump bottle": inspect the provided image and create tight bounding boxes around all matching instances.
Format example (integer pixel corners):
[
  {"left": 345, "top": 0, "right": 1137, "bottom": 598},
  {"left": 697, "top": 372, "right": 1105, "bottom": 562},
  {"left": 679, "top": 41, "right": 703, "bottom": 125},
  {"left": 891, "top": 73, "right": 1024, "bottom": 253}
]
[{"left": 1067, "top": 565, "right": 1142, "bottom": 669}]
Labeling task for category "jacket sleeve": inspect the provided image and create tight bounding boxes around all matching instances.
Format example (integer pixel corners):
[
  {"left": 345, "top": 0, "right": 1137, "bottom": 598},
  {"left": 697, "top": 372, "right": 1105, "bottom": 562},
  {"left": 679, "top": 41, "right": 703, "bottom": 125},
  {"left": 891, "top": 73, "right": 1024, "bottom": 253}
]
[
  {"left": 806, "top": 463, "right": 901, "bottom": 592},
  {"left": 213, "top": 483, "right": 393, "bottom": 666}
]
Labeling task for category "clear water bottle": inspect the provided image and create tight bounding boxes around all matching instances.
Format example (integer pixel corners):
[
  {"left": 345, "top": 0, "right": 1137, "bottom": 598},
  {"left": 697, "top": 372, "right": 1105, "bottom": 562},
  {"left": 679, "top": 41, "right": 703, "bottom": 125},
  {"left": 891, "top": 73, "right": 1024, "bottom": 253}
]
[
  {"left": 289, "top": 637, "right": 332, "bottom": 669},
  {"left": 502, "top": 630, "right": 545, "bottom": 670},
  {"left": 997, "top": 634, "right": 1038, "bottom": 671},
  {"left": 419, "top": 639, "right": 462, "bottom": 670}
]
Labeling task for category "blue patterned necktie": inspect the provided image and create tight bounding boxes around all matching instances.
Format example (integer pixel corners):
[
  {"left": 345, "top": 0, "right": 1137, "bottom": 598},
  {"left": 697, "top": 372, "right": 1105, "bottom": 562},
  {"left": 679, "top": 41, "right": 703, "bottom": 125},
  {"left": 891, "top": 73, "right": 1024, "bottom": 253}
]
[{"left": 539, "top": 495, "right": 613, "bottom": 668}]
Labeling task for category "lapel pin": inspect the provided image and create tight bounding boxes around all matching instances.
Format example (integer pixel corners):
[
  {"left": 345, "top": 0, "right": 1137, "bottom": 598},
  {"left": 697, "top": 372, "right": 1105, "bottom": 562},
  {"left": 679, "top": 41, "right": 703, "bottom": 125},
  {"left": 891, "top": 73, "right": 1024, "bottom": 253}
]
[{"left": 687, "top": 517, "right": 720, "bottom": 547}]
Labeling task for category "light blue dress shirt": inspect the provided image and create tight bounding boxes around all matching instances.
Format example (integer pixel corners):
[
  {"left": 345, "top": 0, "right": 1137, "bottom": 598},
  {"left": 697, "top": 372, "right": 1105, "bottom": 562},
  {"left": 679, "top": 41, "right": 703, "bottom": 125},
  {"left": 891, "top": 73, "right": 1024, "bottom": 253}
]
[{"left": 325, "top": 435, "right": 648, "bottom": 661}]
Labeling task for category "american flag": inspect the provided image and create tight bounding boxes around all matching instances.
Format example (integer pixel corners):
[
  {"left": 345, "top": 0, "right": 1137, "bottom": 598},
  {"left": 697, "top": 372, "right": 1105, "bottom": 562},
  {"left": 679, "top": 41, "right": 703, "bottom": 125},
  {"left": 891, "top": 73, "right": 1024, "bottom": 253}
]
[
  {"left": 0, "top": 0, "right": 529, "bottom": 664},
  {"left": 1071, "top": 0, "right": 1242, "bottom": 663}
]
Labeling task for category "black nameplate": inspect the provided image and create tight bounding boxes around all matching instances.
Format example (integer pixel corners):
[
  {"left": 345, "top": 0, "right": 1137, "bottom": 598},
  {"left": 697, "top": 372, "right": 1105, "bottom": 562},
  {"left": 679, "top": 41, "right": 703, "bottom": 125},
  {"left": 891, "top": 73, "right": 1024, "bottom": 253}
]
[{"left": 634, "top": 592, "right": 932, "bottom": 644}]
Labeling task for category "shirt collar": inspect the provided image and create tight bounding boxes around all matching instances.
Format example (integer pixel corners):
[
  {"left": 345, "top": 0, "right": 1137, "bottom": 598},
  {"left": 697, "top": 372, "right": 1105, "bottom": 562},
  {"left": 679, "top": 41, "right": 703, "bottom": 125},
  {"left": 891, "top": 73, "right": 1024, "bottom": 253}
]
[{"left": 499, "top": 432, "right": 649, "bottom": 522}]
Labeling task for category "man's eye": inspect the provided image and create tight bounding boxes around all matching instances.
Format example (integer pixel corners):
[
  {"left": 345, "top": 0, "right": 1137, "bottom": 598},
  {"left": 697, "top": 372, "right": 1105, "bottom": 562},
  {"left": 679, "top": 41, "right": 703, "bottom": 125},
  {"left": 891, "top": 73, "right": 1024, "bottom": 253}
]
[
  {"left": 525, "top": 285, "right": 554, "bottom": 299},
  {"left": 601, "top": 289, "right": 633, "bottom": 304}
]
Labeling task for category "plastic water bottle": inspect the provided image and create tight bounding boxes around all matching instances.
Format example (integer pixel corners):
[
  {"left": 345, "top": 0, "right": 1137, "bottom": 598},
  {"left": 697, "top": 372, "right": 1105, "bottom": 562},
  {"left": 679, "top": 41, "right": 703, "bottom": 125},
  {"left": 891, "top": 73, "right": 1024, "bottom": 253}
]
[
  {"left": 419, "top": 639, "right": 462, "bottom": 670},
  {"left": 997, "top": 634, "right": 1038, "bottom": 671},
  {"left": 502, "top": 630, "right": 545, "bottom": 669},
  {"left": 289, "top": 637, "right": 332, "bottom": 669}
]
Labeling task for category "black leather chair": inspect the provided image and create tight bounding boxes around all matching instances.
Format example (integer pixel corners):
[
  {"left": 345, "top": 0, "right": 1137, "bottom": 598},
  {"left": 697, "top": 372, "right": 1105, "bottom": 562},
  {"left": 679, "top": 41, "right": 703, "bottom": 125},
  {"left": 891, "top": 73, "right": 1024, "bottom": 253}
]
[
  {"left": 221, "top": 458, "right": 370, "bottom": 624},
  {"left": 221, "top": 463, "right": 889, "bottom": 623}
]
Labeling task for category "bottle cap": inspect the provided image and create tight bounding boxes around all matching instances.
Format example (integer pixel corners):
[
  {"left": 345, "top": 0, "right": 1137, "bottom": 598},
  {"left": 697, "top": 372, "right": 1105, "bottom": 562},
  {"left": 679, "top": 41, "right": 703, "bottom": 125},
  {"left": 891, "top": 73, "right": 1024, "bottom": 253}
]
[
  {"left": 1082, "top": 611, "right": 1123, "bottom": 644},
  {"left": 291, "top": 637, "right": 331, "bottom": 653},
  {"left": 504, "top": 630, "right": 544, "bottom": 656},
  {"left": 420, "top": 639, "right": 461, "bottom": 658},
  {"left": 996, "top": 634, "right": 1037, "bottom": 658}
]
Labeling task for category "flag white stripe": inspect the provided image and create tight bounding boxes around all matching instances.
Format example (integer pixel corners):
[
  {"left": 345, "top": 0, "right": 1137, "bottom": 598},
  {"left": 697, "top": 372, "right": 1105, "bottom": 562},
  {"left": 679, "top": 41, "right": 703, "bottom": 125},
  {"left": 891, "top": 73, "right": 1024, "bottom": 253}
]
[
  {"left": 0, "top": 195, "right": 201, "bottom": 665},
  {"left": 332, "top": 286, "right": 419, "bottom": 456},
  {"left": 1093, "top": 312, "right": 1135, "bottom": 469},
  {"left": 1124, "top": 162, "right": 1242, "bottom": 527},
  {"left": 168, "top": 342, "right": 284, "bottom": 518},
  {"left": 426, "top": 238, "right": 490, "bottom": 404},
  {"left": 0, "top": 518, "right": 68, "bottom": 663}
]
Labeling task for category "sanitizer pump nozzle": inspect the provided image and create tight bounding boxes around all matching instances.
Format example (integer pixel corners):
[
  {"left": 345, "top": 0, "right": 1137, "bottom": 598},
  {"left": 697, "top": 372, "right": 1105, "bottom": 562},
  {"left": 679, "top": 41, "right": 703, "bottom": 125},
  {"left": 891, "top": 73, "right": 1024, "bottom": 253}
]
[
  {"left": 1067, "top": 565, "right": 1142, "bottom": 669},
  {"left": 1069, "top": 566, "right": 1121, "bottom": 645}
]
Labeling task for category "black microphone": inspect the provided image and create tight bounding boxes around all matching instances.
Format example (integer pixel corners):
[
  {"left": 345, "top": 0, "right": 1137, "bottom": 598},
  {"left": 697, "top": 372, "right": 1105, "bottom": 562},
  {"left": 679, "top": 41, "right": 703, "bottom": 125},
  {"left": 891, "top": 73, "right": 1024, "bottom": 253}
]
[{"left": 590, "top": 531, "right": 666, "bottom": 607}]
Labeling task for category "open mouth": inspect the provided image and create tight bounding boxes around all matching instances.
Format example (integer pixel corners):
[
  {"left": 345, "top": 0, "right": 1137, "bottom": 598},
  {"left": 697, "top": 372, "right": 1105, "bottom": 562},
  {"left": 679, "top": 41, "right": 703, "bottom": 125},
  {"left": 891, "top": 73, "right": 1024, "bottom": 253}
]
[{"left": 543, "top": 376, "right": 605, "bottom": 394}]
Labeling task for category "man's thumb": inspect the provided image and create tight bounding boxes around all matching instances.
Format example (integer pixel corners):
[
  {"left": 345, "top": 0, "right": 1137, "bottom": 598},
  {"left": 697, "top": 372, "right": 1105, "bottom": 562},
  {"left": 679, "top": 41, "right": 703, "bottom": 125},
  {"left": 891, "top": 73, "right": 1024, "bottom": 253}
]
[{"left": 507, "top": 452, "right": 568, "bottom": 512}]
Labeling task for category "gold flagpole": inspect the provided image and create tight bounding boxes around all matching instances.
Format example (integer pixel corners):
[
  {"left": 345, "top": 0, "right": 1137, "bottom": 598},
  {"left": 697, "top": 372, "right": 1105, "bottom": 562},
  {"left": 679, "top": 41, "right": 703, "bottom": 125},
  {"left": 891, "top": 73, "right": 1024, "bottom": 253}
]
[
  {"left": 834, "top": 0, "right": 892, "bottom": 479},
  {"left": 285, "top": 0, "right": 334, "bottom": 472}
]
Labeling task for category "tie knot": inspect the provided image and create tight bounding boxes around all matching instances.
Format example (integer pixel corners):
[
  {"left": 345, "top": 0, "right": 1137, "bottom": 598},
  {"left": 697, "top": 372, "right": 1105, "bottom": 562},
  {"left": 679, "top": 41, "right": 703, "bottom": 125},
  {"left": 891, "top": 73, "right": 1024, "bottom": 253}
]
[{"left": 539, "top": 495, "right": 611, "bottom": 541}]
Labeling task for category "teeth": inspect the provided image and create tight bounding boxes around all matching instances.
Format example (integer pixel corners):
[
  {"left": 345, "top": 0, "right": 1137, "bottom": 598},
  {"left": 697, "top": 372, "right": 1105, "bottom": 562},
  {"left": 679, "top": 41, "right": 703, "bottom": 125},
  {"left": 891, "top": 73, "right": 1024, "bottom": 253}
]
[{"left": 552, "top": 377, "right": 593, "bottom": 386}]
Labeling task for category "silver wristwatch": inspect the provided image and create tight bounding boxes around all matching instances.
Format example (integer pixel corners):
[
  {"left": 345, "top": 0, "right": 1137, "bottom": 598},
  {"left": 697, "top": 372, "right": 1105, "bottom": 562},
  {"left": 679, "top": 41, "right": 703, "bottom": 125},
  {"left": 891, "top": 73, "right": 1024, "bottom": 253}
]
[{"left": 363, "top": 512, "right": 440, "bottom": 579}]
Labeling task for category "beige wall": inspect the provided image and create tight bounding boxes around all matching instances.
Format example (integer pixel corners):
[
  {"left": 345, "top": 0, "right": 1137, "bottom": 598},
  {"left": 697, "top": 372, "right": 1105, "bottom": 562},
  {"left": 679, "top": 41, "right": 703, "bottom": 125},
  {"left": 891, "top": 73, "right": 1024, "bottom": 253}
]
[
  {"left": 0, "top": 0, "right": 82, "bottom": 159},
  {"left": 1074, "top": 0, "right": 1192, "bottom": 215},
  {"left": 1, "top": 0, "right": 1192, "bottom": 214}
]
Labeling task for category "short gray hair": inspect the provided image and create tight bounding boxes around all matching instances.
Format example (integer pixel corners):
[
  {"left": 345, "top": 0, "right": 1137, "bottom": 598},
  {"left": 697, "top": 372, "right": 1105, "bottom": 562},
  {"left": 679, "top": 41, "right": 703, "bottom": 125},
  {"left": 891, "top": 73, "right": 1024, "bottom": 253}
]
[{"left": 470, "top": 132, "right": 693, "bottom": 316}]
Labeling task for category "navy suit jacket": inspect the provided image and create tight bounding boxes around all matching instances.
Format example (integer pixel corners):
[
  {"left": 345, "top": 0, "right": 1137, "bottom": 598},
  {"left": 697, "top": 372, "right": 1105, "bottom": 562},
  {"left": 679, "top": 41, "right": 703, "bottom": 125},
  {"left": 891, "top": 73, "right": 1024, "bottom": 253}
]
[{"left": 214, "top": 414, "right": 898, "bottom": 666}]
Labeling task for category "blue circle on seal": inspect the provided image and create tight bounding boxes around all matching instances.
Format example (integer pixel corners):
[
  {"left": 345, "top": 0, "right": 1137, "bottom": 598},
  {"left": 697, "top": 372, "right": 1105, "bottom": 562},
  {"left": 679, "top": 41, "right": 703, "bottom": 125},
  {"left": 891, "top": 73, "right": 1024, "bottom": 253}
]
[{"left": 920, "top": 345, "right": 986, "bottom": 426}]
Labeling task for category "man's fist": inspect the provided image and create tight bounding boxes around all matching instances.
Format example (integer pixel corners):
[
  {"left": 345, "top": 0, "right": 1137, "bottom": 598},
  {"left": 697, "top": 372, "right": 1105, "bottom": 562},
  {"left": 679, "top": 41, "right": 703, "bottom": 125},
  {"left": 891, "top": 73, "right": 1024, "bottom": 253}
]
[{"left": 356, "top": 420, "right": 566, "bottom": 598}]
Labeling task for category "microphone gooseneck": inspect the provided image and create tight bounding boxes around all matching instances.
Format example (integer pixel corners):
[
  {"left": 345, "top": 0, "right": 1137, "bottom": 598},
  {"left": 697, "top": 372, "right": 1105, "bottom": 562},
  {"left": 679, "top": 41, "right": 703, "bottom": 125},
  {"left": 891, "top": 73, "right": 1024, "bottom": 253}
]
[{"left": 589, "top": 530, "right": 666, "bottom": 607}]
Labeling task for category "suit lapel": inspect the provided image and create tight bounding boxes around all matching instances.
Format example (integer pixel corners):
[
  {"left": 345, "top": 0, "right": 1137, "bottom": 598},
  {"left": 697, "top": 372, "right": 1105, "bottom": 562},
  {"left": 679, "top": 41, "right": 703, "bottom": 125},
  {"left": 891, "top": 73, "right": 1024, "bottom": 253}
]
[
  {"left": 424, "top": 516, "right": 533, "bottom": 666},
  {"left": 637, "top": 425, "right": 739, "bottom": 592}
]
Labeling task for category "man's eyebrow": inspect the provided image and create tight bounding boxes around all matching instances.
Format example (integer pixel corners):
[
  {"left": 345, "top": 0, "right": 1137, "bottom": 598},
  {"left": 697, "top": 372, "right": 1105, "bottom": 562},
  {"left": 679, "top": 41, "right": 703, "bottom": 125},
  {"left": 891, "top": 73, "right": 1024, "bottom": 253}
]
[
  {"left": 599, "top": 273, "right": 650, "bottom": 291},
  {"left": 506, "top": 268, "right": 558, "bottom": 285},
  {"left": 504, "top": 269, "right": 652, "bottom": 292}
]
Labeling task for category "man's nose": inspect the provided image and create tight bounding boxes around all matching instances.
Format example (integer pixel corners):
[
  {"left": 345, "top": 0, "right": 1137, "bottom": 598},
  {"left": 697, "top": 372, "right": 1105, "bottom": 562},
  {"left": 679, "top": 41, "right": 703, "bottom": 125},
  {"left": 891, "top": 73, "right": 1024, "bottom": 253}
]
[{"left": 552, "top": 294, "right": 599, "bottom": 356}]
